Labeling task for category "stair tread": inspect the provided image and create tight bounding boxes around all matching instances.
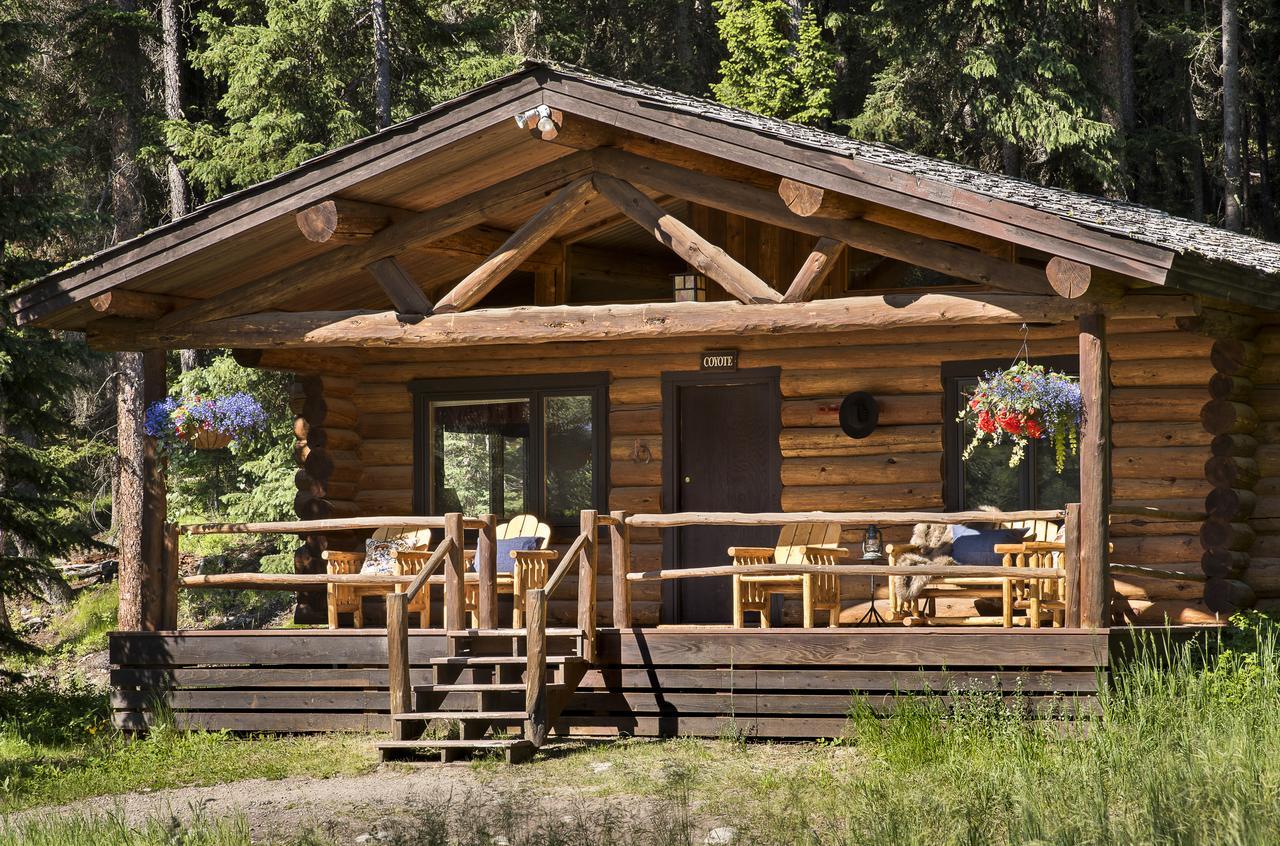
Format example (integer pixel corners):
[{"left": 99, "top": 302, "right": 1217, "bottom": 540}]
[
  {"left": 447, "top": 628, "right": 584, "bottom": 637},
  {"left": 429, "top": 682, "right": 566, "bottom": 692},
  {"left": 431, "top": 655, "right": 583, "bottom": 666},
  {"left": 376, "top": 739, "right": 533, "bottom": 750},
  {"left": 393, "top": 710, "right": 527, "bottom": 721}
]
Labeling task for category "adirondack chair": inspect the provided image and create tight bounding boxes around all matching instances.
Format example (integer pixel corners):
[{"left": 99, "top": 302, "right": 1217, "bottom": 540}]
[
  {"left": 322, "top": 526, "right": 434, "bottom": 629},
  {"left": 729, "top": 522, "right": 843, "bottom": 628},
  {"left": 464, "top": 514, "right": 553, "bottom": 627},
  {"left": 886, "top": 519, "right": 1062, "bottom": 627}
]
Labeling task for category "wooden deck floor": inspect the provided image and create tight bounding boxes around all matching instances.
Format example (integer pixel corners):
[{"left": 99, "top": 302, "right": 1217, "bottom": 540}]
[{"left": 111, "top": 627, "right": 1114, "bottom": 737}]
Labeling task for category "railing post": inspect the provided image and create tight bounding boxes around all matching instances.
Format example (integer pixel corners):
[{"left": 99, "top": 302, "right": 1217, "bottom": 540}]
[
  {"left": 610, "top": 510, "right": 631, "bottom": 629},
  {"left": 386, "top": 591, "right": 412, "bottom": 740},
  {"left": 1064, "top": 502, "right": 1082, "bottom": 628},
  {"left": 444, "top": 512, "right": 466, "bottom": 631},
  {"left": 161, "top": 522, "right": 180, "bottom": 630},
  {"left": 525, "top": 588, "right": 548, "bottom": 745},
  {"left": 477, "top": 513, "right": 498, "bottom": 629},
  {"left": 578, "top": 509, "right": 598, "bottom": 662}
]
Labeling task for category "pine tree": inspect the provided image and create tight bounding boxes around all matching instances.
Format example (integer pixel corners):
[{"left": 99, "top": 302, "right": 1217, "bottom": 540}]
[
  {"left": 0, "top": 4, "right": 106, "bottom": 645},
  {"left": 712, "top": 0, "right": 836, "bottom": 124}
]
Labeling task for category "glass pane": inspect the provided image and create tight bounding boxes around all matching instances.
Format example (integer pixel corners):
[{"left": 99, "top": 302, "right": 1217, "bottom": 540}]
[
  {"left": 431, "top": 399, "right": 530, "bottom": 520},
  {"left": 1034, "top": 443, "right": 1081, "bottom": 509},
  {"left": 958, "top": 377, "right": 1021, "bottom": 510},
  {"left": 545, "top": 394, "right": 594, "bottom": 521}
]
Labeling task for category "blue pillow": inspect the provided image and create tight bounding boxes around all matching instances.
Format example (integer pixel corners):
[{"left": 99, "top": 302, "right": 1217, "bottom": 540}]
[
  {"left": 495, "top": 535, "right": 543, "bottom": 574},
  {"left": 949, "top": 525, "right": 1028, "bottom": 566}
]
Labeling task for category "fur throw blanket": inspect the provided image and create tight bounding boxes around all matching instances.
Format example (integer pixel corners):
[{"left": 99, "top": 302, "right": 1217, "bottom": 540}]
[{"left": 892, "top": 522, "right": 958, "bottom": 605}]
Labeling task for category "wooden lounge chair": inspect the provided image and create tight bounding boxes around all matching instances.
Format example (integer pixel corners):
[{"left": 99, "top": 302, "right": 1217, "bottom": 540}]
[
  {"left": 886, "top": 519, "right": 1061, "bottom": 627},
  {"left": 729, "top": 522, "right": 843, "bottom": 628},
  {"left": 464, "top": 514, "right": 553, "bottom": 627},
  {"left": 322, "top": 526, "right": 434, "bottom": 629}
]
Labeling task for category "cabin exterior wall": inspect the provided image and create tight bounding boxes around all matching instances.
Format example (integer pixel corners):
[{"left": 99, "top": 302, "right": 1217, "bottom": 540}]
[{"left": 281, "top": 317, "right": 1219, "bottom": 625}]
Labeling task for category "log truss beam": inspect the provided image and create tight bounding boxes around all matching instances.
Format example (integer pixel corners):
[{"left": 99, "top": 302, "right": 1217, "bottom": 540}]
[
  {"left": 590, "top": 173, "right": 783, "bottom": 304},
  {"left": 88, "top": 292, "right": 1198, "bottom": 352},
  {"left": 155, "top": 151, "right": 595, "bottom": 329},
  {"left": 594, "top": 149, "right": 1056, "bottom": 296},
  {"left": 783, "top": 237, "right": 845, "bottom": 303},
  {"left": 433, "top": 176, "right": 596, "bottom": 313}
]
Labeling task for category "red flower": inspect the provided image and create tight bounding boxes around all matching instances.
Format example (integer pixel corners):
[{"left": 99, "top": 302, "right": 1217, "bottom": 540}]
[
  {"left": 997, "top": 411, "right": 1022, "bottom": 435},
  {"left": 1024, "top": 417, "right": 1045, "bottom": 438},
  {"left": 977, "top": 411, "right": 997, "bottom": 433},
  {"left": 969, "top": 397, "right": 981, "bottom": 410}
]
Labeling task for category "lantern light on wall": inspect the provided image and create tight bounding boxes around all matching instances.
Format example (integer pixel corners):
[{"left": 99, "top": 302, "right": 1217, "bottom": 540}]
[{"left": 672, "top": 272, "right": 707, "bottom": 302}]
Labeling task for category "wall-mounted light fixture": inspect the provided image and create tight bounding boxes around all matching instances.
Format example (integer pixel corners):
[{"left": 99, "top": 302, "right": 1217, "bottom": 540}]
[
  {"left": 672, "top": 272, "right": 707, "bottom": 302},
  {"left": 514, "top": 104, "right": 559, "bottom": 135},
  {"left": 862, "top": 525, "right": 883, "bottom": 560}
]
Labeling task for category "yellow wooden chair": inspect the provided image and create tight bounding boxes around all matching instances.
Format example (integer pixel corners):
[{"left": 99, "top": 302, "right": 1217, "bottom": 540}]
[
  {"left": 464, "top": 514, "right": 553, "bottom": 627},
  {"left": 729, "top": 523, "right": 843, "bottom": 628},
  {"left": 321, "top": 526, "right": 434, "bottom": 629}
]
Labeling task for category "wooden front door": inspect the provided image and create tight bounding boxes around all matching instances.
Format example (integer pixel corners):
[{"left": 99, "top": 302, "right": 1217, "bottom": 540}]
[{"left": 663, "top": 369, "right": 781, "bottom": 624}]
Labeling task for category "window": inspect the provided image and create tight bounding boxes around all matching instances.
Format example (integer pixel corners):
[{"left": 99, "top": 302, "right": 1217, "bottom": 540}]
[
  {"left": 943, "top": 358, "right": 1081, "bottom": 511},
  {"left": 411, "top": 373, "right": 608, "bottom": 528}
]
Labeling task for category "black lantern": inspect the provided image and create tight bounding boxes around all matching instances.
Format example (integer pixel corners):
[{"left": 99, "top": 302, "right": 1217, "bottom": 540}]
[
  {"left": 862, "top": 524, "right": 883, "bottom": 560},
  {"left": 672, "top": 272, "right": 707, "bottom": 302}
]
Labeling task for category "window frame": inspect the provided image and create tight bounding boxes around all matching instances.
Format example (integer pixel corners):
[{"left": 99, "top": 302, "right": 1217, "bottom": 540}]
[
  {"left": 409, "top": 372, "right": 609, "bottom": 531},
  {"left": 942, "top": 356, "right": 1080, "bottom": 512}
]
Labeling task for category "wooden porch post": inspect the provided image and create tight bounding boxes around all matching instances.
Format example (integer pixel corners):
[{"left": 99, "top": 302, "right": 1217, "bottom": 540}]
[
  {"left": 1078, "top": 313, "right": 1111, "bottom": 628},
  {"left": 443, "top": 512, "right": 465, "bottom": 631},
  {"left": 476, "top": 513, "right": 498, "bottom": 629},
  {"left": 610, "top": 510, "right": 631, "bottom": 628},
  {"left": 141, "top": 349, "right": 169, "bottom": 631},
  {"left": 578, "top": 510, "right": 598, "bottom": 661}
]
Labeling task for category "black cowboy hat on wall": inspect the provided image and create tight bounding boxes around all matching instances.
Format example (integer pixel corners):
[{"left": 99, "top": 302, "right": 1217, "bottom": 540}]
[{"left": 839, "top": 391, "right": 879, "bottom": 439}]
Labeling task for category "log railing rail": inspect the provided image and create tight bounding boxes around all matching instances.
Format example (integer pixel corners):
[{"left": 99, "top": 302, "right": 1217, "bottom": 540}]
[{"left": 609, "top": 504, "right": 1194, "bottom": 630}]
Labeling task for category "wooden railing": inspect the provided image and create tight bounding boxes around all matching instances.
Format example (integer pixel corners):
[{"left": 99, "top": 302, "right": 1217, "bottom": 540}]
[
  {"left": 385, "top": 536, "right": 455, "bottom": 736},
  {"left": 608, "top": 504, "right": 1207, "bottom": 630}
]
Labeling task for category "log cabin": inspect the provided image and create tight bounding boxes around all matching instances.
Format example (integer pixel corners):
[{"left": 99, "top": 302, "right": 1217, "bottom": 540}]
[{"left": 12, "top": 63, "right": 1280, "bottom": 759}]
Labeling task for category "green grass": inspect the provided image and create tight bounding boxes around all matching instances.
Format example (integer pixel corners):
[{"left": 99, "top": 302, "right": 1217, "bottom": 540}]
[
  {"left": 0, "top": 810, "right": 257, "bottom": 846},
  {"left": 6, "top": 617, "right": 1280, "bottom": 845}
]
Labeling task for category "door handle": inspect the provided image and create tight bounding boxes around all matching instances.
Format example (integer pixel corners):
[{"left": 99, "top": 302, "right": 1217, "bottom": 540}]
[{"left": 683, "top": 475, "right": 692, "bottom": 484}]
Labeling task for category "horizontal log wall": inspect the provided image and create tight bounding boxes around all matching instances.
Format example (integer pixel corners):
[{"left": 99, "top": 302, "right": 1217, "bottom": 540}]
[
  {"left": 110, "top": 629, "right": 1108, "bottom": 735},
  {"left": 1246, "top": 326, "right": 1280, "bottom": 614},
  {"left": 295, "top": 317, "right": 1216, "bottom": 624}
]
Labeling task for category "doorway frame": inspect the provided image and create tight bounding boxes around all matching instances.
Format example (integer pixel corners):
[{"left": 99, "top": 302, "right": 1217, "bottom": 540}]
[{"left": 659, "top": 367, "right": 782, "bottom": 624}]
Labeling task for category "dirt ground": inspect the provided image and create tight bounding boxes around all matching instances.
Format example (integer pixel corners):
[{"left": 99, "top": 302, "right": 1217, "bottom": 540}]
[{"left": 12, "top": 744, "right": 706, "bottom": 843}]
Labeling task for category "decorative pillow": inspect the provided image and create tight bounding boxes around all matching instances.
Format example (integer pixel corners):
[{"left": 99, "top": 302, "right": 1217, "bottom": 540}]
[
  {"left": 949, "top": 525, "right": 1028, "bottom": 566},
  {"left": 495, "top": 536, "right": 543, "bottom": 574},
  {"left": 361, "top": 537, "right": 409, "bottom": 574}
]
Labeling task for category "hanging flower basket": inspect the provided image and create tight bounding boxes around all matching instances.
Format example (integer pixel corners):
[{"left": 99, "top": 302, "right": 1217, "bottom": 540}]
[
  {"left": 958, "top": 361, "right": 1083, "bottom": 472},
  {"left": 145, "top": 393, "right": 267, "bottom": 451}
]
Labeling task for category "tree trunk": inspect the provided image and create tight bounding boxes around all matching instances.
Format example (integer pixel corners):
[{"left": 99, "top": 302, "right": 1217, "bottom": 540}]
[
  {"left": 1098, "top": 0, "right": 1136, "bottom": 198},
  {"left": 1222, "top": 0, "right": 1244, "bottom": 230},
  {"left": 372, "top": 0, "right": 391, "bottom": 129},
  {"left": 110, "top": 0, "right": 149, "bottom": 631},
  {"left": 115, "top": 351, "right": 145, "bottom": 631},
  {"left": 1259, "top": 93, "right": 1275, "bottom": 238},
  {"left": 158, "top": 0, "right": 187, "bottom": 220},
  {"left": 1002, "top": 140, "right": 1022, "bottom": 177}
]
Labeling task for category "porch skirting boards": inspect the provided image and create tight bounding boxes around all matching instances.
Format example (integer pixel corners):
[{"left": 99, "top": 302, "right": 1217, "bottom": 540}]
[{"left": 107, "top": 628, "right": 1127, "bottom": 736}]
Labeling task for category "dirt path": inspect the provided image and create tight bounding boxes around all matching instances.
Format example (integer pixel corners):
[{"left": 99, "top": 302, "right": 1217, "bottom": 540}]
[{"left": 13, "top": 757, "right": 681, "bottom": 843}]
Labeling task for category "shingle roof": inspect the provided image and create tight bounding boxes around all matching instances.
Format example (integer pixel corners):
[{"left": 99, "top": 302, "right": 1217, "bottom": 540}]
[{"left": 547, "top": 62, "right": 1280, "bottom": 280}]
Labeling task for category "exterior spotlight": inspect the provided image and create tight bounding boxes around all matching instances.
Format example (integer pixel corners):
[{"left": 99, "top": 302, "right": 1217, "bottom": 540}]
[{"left": 514, "top": 104, "right": 558, "bottom": 136}]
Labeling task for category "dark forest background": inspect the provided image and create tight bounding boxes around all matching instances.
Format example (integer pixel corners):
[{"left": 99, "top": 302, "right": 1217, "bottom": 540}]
[{"left": 0, "top": 0, "right": 1276, "bottom": 640}]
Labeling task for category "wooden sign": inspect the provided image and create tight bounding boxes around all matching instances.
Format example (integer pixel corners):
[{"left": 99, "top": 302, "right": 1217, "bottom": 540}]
[{"left": 700, "top": 349, "right": 739, "bottom": 371}]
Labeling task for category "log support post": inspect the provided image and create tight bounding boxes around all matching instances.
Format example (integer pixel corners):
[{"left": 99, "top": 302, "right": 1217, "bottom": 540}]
[
  {"left": 477, "top": 513, "right": 498, "bottom": 629},
  {"left": 1078, "top": 313, "right": 1111, "bottom": 628},
  {"left": 444, "top": 512, "right": 466, "bottom": 631},
  {"left": 140, "top": 349, "right": 169, "bottom": 632},
  {"left": 578, "top": 509, "right": 598, "bottom": 661},
  {"left": 161, "top": 522, "right": 180, "bottom": 630},
  {"left": 385, "top": 591, "right": 414, "bottom": 740},
  {"left": 610, "top": 510, "right": 631, "bottom": 629},
  {"left": 524, "top": 588, "right": 548, "bottom": 745}
]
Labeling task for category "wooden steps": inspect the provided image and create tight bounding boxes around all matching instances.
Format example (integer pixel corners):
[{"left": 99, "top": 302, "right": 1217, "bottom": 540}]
[
  {"left": 379, "top": 627, "right": 587, "bottom": 764},
  {"left": 376, "top": 737, "right": 537, "bottom": 764}
]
